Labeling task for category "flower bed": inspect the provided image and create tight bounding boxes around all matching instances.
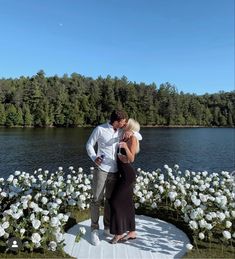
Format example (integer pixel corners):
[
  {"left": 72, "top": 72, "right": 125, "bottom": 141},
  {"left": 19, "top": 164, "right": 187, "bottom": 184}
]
[{"left": 0, "top": 165, "right": 234, "bottom": 255}]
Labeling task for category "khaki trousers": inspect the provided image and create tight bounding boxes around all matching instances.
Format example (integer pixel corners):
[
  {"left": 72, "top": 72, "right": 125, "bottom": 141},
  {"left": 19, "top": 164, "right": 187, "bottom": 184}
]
[{"left": 90, "top": 167, "right": 119, "bottom": 231}]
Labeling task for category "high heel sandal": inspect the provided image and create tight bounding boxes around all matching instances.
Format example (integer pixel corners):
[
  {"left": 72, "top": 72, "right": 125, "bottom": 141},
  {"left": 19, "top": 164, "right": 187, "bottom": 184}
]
[
  {"left": 109, "top": 235, "right": 124, "bottom": 244},
  {"left": 120, "top": 235, "right": 137, "bottom": 242}
]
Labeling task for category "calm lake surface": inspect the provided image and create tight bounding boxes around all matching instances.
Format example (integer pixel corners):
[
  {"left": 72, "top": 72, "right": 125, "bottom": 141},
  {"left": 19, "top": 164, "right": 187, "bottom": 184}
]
[{"left": 0, "top": 128, "right": 234, "bottom": 178}]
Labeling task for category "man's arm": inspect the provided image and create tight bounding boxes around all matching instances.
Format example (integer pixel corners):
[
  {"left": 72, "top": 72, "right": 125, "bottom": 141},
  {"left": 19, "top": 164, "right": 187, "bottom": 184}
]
[{"left": 86, "top": 127, "right": 100, "bottom": 162}]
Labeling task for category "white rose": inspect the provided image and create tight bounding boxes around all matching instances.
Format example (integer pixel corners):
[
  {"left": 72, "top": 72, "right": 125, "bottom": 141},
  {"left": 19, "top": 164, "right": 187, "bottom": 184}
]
[
  {"left": 79, "top": 227, "right": 86, "bottom": 235},
  {"left": 0, "top": 226, "right": 5, "bottom": 237},
  {"left": 186, "top": 244, "right": 193, "bottom": 250},
  {"left": 223, "top": 231, "right": 231, "bottom": 240},
  {"left": 2, "top": 221, "right": 9, "bottom": 229},
  {"left": 226, "top": 221, "right": 232, "bottom": 228},
  {"left": 31, "top": 233, "right": 41, "bottom": 244},
  {"left": 49, "top": 241, "right": 57, "bottom": 251},
  {"left": 32, "top": 219, "right": 41, "bottom": 229},
  {"left": 199, "top": 232, "right": 205, "bottom": 240}
]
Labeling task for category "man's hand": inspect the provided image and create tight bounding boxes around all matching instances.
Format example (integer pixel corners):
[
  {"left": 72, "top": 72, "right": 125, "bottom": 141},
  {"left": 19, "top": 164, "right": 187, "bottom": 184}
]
[{"left": 95, "top": 156, "right": 103, "bottom": 166}]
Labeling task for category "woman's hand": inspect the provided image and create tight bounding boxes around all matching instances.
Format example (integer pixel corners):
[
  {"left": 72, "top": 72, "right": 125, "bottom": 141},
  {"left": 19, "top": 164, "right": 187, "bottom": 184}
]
[
  {"left": 122, "top": 131, "right": 133, "bottom": 141},
  {"left": 118, "top": 154, "right": 129, "bottom": 163}
]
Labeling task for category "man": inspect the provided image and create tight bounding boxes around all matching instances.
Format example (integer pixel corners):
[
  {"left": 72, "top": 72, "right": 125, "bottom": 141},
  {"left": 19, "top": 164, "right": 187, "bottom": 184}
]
[{"left": 86, "top": 109, "right": 141, "bottom": 246}]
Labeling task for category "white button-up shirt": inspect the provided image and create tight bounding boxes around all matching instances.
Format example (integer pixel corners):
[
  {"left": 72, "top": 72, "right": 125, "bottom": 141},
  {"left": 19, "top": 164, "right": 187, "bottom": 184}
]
[{"left": 86, "top": 123, "right": 122, "bottom": 173}]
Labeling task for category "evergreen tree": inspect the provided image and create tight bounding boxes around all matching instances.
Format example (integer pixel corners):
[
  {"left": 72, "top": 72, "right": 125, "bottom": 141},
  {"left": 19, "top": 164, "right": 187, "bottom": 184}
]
[{"left": 0, "top": 103, "right": 6, "bottom": 125}]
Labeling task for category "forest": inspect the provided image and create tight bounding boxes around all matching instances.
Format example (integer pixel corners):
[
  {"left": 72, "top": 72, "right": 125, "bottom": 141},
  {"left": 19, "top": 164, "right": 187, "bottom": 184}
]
[{"left": 0, "top": 70, "right": 234, "bottom": 127}]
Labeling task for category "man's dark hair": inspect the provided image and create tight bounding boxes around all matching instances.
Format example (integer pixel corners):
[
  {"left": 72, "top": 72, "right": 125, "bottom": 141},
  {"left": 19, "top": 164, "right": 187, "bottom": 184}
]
[{"left": 110, "top": 109, "right": 128, "bottom": 124}]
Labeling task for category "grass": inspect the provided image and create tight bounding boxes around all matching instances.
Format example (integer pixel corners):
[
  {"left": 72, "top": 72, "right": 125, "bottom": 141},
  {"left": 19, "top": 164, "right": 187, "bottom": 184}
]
[{"left": 1, "top": 206, "right": 234, "bottom": 258}]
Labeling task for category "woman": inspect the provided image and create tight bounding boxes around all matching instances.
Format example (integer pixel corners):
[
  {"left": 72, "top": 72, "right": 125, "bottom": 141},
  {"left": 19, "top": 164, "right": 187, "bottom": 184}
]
[{"left": 109, "top": 118, "right": 140, "bottom": 244}]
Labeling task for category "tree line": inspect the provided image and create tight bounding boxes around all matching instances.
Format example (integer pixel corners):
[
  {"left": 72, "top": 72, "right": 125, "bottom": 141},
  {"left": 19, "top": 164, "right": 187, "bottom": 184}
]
[{"left": 0, "top": 70, "right": 234, "bottom": 127}]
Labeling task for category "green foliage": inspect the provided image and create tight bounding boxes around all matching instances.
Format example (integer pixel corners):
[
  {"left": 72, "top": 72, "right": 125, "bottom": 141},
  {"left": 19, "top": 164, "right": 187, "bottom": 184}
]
[
  {"left": 0, "top": 103, "right": 6, "bottom": 125},
  {"left": 0, "top": 72, "right": 234, "bottom": 127}
]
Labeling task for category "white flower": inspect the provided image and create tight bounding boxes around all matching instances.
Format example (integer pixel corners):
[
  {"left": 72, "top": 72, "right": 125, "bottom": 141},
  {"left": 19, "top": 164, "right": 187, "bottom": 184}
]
[
  {"left": 40, "top": 228, "right": 46, "bottom": 234},
  {"left": 0, "top": 226, "right": 5, "bottom": 237},
  {"left": 223, "top": 231, "right": 231, "bottom": 240},
  {"left": 143, "top": 178, "right": 149, "bottom": 184},
  {"left": 69, "top": 166, "right": 74, "bottom": 170},
  {"left": 191, "top": 197, "right": 201, "bottom": 207},
  {"left": 14, "top": 171, "right": 21, "bottom": 176},
  {"left": 135, "top": 203, "right": 140, "bottom": 209},
  {"left": 206, "top": 214, "right": 213, "bottom": 221},
  {"left": 58, "top": 166, "right": 63, "bottom": 171},
  {"left": 199, "top": 194, "right": 208, "bottom": 203},
  {"left": 79, "top": 227, "right": 86, "bottom": 235},
  {"left": 174, "top": 164, "right": 179, "bottom": 170},
  {"left": 2, "top": 221, "right": 9, "bottom": 229},
  {"left": 1, "top": 191, "right": 7, "bottom": 197},
  {"left": 231, "top": 211, "right": 235, "bottom": 218},
  {"left": 136, "top": 191, "right": 142, "bottom": 198},
  {"left": 79, "top": 195, "right": 86, "bottom": 201},
  {"left": 151, "top": 202, "right": 157, "bottom": 209},
  {"left": 158, "top": 186, "right": 164, "bottom": 194},
  {"left": 189, "top": 221, "right": 198, "bottom": 230},
  {"left": 78, "top": 167, "right": 83, "bottom": 173},
  {"left": 217, "top": 212, "right": 226, "bottom": 222},
  {"left": 31, "top": 233, "right": 41, "bottom": 244},
  {"left": 49, "top": 241, "right": 57, "bottom": 251},
  {"left": 164, "top": 164, "right": 169, "bottom": 170},
  {"left": 68, "top": 199, "right": 76, "bottom": 206},
  {"left": 7, "top": 175, "right": 14, "bottom": 182},
  {"left": 41, "top": 197, "right": 48, "bottom": 204},
  {"left": 42, "top": 216, "right": 49, "bottom": 222},
  {"left": 199, "top": 232, "right": 205, "bottom": 240},
  {"left": 199, "top": 219, "right": 207, "bottom": 228},
  {"left": 55, "top": 232, "right": 64, "bottom": 242},
  {"left": 51, "top": 217, "right": 60, "bottom": 227},
  {"left": 168, "top": 191, "right": 177, "bottom": 201},
  {"left": 29, "top": 202, "right": 38, "bottom": 209},
  {"left": 32, "top": 219, "right": 41, "bottom": 229},
  {"left": 205, "top": 223, "right": 213, "bottom": 230},
  {"left": 174, "top": 199, "right": 181, "bottom": 208},
  {"left": 199, "top": 185, "right": 206, "bottom": 192},
  {"left": 20, "top": 229, "right": 26, "bottom": 235},
  {"left": 226, "top": 221, "right": 232, "bottom": 228},
  {"left": 186, "top": 244, "right": 193, "bottom": 250}
]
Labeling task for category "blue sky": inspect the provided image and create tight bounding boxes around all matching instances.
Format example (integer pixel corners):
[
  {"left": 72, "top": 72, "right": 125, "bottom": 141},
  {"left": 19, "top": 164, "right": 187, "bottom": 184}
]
[{"left": 0, "top": 0, "right": 234, "bottom": 94}]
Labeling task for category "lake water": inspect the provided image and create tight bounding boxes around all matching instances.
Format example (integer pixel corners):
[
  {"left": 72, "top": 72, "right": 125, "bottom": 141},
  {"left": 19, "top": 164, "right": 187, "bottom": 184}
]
[{"left": 0, "top": 128, "right": 234, "bottom": 178}]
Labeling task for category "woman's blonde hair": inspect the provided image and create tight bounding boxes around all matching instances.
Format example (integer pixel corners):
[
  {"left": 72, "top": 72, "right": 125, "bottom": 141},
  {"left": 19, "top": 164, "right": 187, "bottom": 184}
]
[{"left": 126, "top": 118, "right": 140, "bottom": 153}]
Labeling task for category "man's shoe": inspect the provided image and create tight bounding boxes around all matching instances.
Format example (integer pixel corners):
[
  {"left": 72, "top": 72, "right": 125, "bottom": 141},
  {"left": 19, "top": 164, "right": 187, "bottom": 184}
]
[
  {"left": 104, "top": 228, "right": 114, "bottom": 238},
  {"left": 91, "top": 230, "right": 100, "bottom": 246}
]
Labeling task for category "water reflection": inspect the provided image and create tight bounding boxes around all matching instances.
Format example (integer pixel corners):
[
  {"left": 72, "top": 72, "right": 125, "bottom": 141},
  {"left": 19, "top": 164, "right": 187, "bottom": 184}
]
[{"left": 0, "top": 127, "right": 234, "bottom": 178}]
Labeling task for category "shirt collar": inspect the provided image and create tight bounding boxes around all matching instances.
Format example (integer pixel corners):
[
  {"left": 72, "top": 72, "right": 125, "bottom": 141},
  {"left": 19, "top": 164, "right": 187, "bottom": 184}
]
[{"left": 107, "top": 122, "right": 119, "bottom": 132}]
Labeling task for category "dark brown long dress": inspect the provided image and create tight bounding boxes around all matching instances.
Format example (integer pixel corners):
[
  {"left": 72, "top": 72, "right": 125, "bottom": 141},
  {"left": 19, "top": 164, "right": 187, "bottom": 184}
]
[{"left": 109, "top": 148, "right": 136, "bottom": 235}]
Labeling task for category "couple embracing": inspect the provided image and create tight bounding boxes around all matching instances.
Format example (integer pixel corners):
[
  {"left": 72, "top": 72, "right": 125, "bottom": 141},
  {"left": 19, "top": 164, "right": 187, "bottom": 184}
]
[{"left": 86, "top": 109, "right": 142, "bottom": 245}]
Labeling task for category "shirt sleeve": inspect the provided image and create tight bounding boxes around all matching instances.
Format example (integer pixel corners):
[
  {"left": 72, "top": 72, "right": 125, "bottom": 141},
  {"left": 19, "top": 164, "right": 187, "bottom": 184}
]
[
  {"left": 86, "top": 126, "right": 100, "bottom": 162},
  {"left": 133, "top": 131, "right": 142, "bottom": 141}
]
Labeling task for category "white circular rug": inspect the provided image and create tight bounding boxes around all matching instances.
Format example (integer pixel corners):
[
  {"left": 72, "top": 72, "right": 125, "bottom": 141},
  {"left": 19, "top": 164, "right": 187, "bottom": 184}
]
[{"left": 63, "top": 215, "right": 191, "bottom": 259}]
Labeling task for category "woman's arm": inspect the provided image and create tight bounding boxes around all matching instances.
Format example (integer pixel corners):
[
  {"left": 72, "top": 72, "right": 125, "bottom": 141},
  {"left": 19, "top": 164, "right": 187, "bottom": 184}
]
[{"left": 118, "top": 136, "right": 137, "bottom": 163}]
